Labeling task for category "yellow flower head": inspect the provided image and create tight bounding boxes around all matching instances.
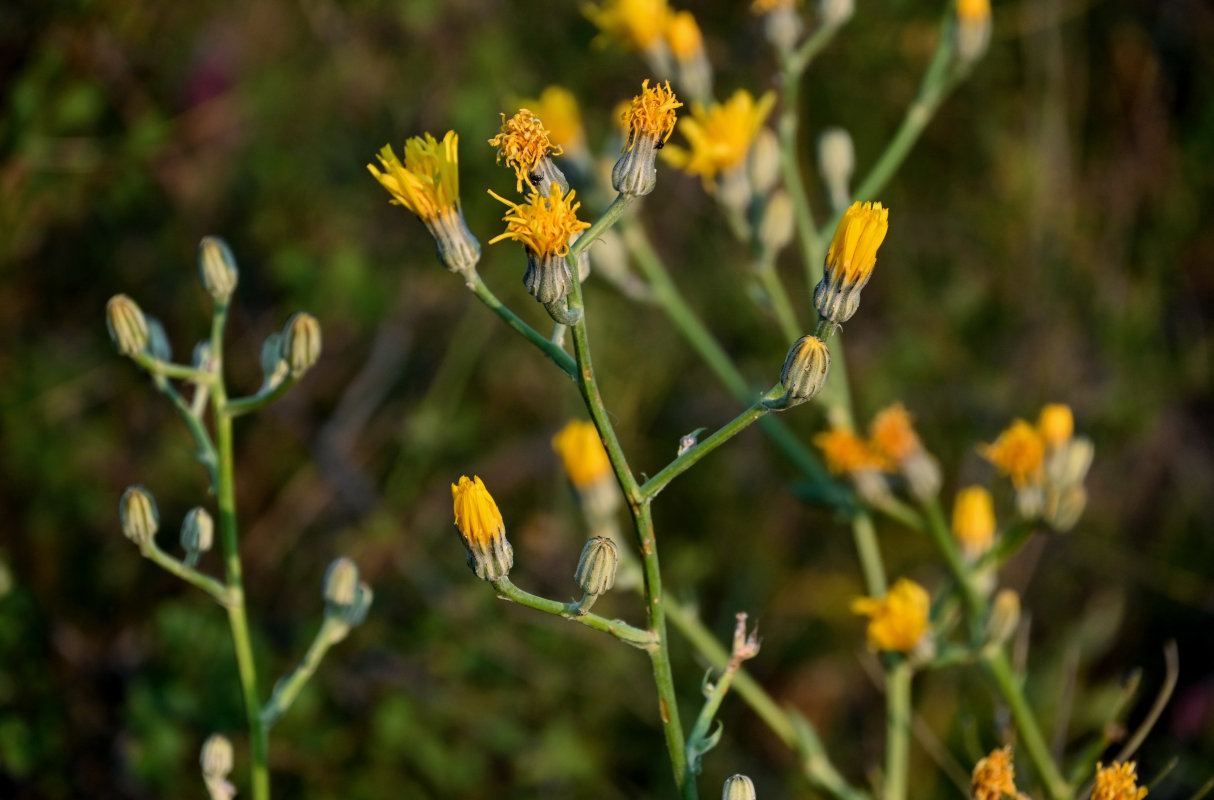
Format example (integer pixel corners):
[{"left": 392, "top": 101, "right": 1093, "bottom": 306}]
[
  {"left": 1037, "top": 403, "right": 1074, "bottom": 447},
  {"left": 957, "top": 0, "right": 991, "bottom": 22},
  {"left": 953, "top": 486, "right": 996, "bottom": 558},
  {"left": 488, "top": 186, "right": 590, "bottom": 258},
  {"left": 825, "top": 201, "right": 890, "bottom": 287},
  {"left": 814, "top": 428, "right": 893, "bottom": 474},
  {"left": 489, "top": 109, "right": 564, "bottom": 193},
  {"left": 751, "top": 0, "right": 798, "bottom": 12},
  {"left": 971, "top": 746, "right": 1019, "bottom": 800},
  {"left": 663, "top": 90, "right": 776, "bottom": 184},
  {"left": 1092, "top": 762, "right": 1148, "bottom": 800},
  {"left": 515, "top": 86, "right": 585, "bottom": 153},
  {"left": 851, "top": 577, "right": 930, "bottom": 653},
  {"left": 665, "top": 11, "right": 703, "bottom": 60},
  {"left": 585, "top": 0, "right": 671, "bottom": 50},
  {"left": 367, "top": 131, "right": 461, "bottom": 221},
  {"left": 552, "top": 421, "right": 613, "bottom": 489},
  {"left": 451, "top": 475, "right": 505, "bottom": 550},
  {"left": 869, "top": 402, "right": 923, "bottom": 462},
  {"left": 621, "top": 79, "right": 683, "bottom": 151},
  {"left": 979, "top": 420, "right": 1045, "bottom": 488}
]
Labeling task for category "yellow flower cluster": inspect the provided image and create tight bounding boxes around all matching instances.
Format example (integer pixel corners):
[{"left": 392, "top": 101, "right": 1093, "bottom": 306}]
[
  {"left": 664, "top": 90, "right": 776, "bottom": 184},
  {"left": 868, "top": 403, "right": 922, "bottom": 463},
  {"left": 851, "top": 578, "right": 930, "bottom": 653},
  {"left": 978, "top": 419, "right": 1044, "bottom": 489},
  {"left": 367, "top": 130, "right": 461, "bottom": 221},
  {"left": 489, "top": 109, "right": 564, "bottom": 192},
  {"left": 621, "top": 79, "right": 683, "bottom": 151},
  {"left": 971, "top": 747, "right": 1022, "bottom": 800},
  {"left": 813, "top": 428, "right": 892, "bottom": 475},
  {"left": 488, "top": 186, "right": 590, "bottom": 258},
  {"left": 1092, "top": 762, "right": 1148, "bottom": 800}
]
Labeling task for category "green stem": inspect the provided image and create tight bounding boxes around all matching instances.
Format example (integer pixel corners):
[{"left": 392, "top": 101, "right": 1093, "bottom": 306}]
[
  {"left": 155, "top": 380, "right": 218, "bottom": 486},
  {"left": 755, "top": 263, "right": 803, "bottom": 344},
  {"left": 787, "top": 18, "right": 847, "bottom": 75},
  {"left": 884, "top": 661, "right": 912, "bottom": 800},
  {"left": 133, "top": 353, "right": 213, "bottom": 383},
  {"left": 983, "top": 651, "right": 1071, "bottom": 800},
  {"left": 142, "top": 543, "right": 232, "bottom": 604},
  {"left": 210, "top": 301, "right": 270, "bottom": 800},
  {"left": 225, "top": 376, "right": 298, "bottom": 417},
  {"left": 922, "top": 499, "right": 985, "bottom": 630},
  {"left": 465, "top": 271, "right": 576, "bottom": 378},
  {"left": 260, "top": 617, "right": 341, "bottom": 729},
  {"left": 778, "top": 43, "right": 825, "bottom": 293},
  {"left": 851, "top": 511, "right": 888, "bottom": 597},
  {"left": 490, "top": 577, "right": 656, "bottom": 648},
  {"left": 568, "top": 193, "right": 634, "bottom": 259},
  {"left": 641, "top": 391, "right": 779, "bottom": 500}
]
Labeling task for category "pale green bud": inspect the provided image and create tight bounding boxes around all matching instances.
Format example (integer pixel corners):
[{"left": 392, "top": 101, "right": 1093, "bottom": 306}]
[
  {"left": 340, "top": 581, "right": 373, "bottom": 627},
  {"left": 761, "top": 5, "right": 802, "bottom": 54},
  {"left": 723, "top": 774, "right": 757, "bottom": 800},
  {"left": 198, "top": 236, "right": 239, "bottom": 301},
  {"left": 280, "top": 312, "right": 321, "bottom": 378},
  {"left": 747, "top": 128, "right": 782, "bottom": 197},
  {"left": 574, "top": 537, "right": 619, "bottom": 596},
  {"left": 106, "top": 294, "right": 149, "bottom": 357},
  {"left": 193, "top": 341, "right": 213, "bottom": 371},
  {"left": 612, "top": 135, "right": 659, "bottom": 197},
  {"left": 986, "top": 589, "right": 1020, "bottom": 647},
  {"left": 530, "top": 155, "right": 570, "bottom": 198},
  {"left": 120, "top": 486, "right": 159, "bottom": 547},
  {"left": 323, "top": 557, "right": 359, "bottom": 609},
  {"left": 1042, "top": 484, "right": 1087, "bottom": 532},
  {"left": 778, "top": 335, "right": 831, "bottom": 405},
  {"left": 145, "top": 316, "right": 171, "bottom": 362},
  {"left": 819, "top": 0, "right": 854, "bottom": 27},
  {"left": 180, "top": 507, "right": 214, "bottom": 555},
  {"left": 817, "top": 127, "right": 855, "bottom": 212},
  {"left": 758, "top": 190, "right": 796, "bottom": 255},
  {"left": 200, "top": 733, "right": 233, "bottom": 779},
  {"left": 522, "top": 251, "right": 573, "bottom": 305}
]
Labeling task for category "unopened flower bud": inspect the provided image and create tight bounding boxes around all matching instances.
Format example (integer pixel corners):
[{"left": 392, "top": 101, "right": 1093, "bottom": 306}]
[
  {"left": 814, "top": 201, "right": 889, "bottom": 325},
  {"left": 723, "top": 773, "right": 757, "bottom": 800},
  {"left": 323, "top": 557, "right": 360, "bottom": 610},
  {"left": 817, "top": 127, "right": 855, "bottom": 212},
  {"left": 522, "top": 251, "right": 574, "bottom": 305},
  {"left": 986, "top": 589, "right": 1020, "bottom": 646},
  {"left": 343, "top": 581, "right": 373, "bottom": 627},
  {"left": 200, "top": 734, "right": 233, "bottom": 779},
  {"left": 760, "top": 4, "right": 802, "bottom": 54},
  {"left": 747, "top": 128, "right": 782, "bottom": 197},
  {"left": 120, "top": 485, "right": 159, "bottom": 547},
  {"left": 106, "top": 294, "right": 149, "bottom": 357},
  {"left": 819, "top": 0, "right": 854, "bottom": 27},
  {"left": 452, "top": 475, "right": 513, "bottom": 581},
  {"left": 952, "top": 486, "right": 995, "bottom": 560},
  {"left": 198, "top": 236, "right": 239, "bottom": 301},
  {"left": 778, "top": 334, "right": 831, "bottom": 405},
  {"left": 145, "top": 316, "right": 171, "bottom": 362},
  {"left": 280, "top": 312, "right": 321, "bottom": 378},
  {"left": 575, "top": 536, "right": 619, "bottom": 596},
  {"left": 193, "top": 341, "right": 213, "bottom": 371},
  {"left": 1046, "top": 436, "right": 1094, "bottom": 489},
  {"left": 180, "top": 507, "right": 214, "bottom": 556},
  {"left": 955, "top": 0, "right": 992, "bottom": 64},
  {"left": 759, "top": 190, "right": 796, "bottom": 255},
  {"left": 1042, "top": 484, "right": 1087, "bottom": 532}
]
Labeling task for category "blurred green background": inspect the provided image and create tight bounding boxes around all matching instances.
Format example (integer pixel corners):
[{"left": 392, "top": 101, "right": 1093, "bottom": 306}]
[{"left": 1, "top": 0, "right": 1212, "bottom": 798}]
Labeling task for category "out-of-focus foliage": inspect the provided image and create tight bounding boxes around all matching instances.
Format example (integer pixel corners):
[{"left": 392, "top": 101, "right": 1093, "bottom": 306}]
[{"left": 1, "top": 1, "right": 1212, "bottom": 798}]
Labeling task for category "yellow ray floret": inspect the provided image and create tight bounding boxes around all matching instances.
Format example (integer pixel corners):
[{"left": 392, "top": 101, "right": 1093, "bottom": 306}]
[
  {"left": 622, "top": 79, "right": 683, "bottom": 151},
  {"left": 1092, "top": 762, "right": 1148, "bottom": 800},
  {"left": 1037, "top": 403, "right": 1074, "bottom": 447},
  {"left": 813, "top": 428, "right": 893, "bottom": 474},
  {"left": 515, "top": 86, "right": 584, "bottom": 152},
  {"left": 868, "top": 402, "right": 923, "bottom": 462},
  {"left": 971, "top": 747, "right": 1021, "bottom": 800},
  {"left": 489, "top": 109, "right": 564, "bottom": 192},
  {"left": 952, "top": 486, "right": 996, "bottom": 557},
  {"left": 585, "top": 0, "right": 671, "bottom": 50},
  {"left": 825, "top": 201, "right": 890, "bottom": 286},
  {"left": 957, "top": 0, "right": 991, "bottom": 22},
  {"left": 979, "top": 419, "right": 1045, "bottom": 488},
  {"left": 851, "top": 578, "right": 929, "bottom": 653},
  {"left": 552, "top": 421, "right": 613, "bottom": 489},
  {"left": 487, "top": 186, "right": 590, "bottom": 258},
  {"left": 451, "top": 475, "right": 505, "bottom": 550},
  {"left": 663, "top": 90, "right": 776, "bottom": 182},
  {"left": 367, "top": 131, "right": 460, "bottom": 221}
]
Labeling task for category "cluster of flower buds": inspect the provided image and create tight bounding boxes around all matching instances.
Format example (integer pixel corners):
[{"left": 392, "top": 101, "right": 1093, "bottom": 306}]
[
  {"left": 812, "top": 402, "right": 939, "bottom": 507},
  {"left": 322, "top": 556, "right": 373, "bottom": 642}
]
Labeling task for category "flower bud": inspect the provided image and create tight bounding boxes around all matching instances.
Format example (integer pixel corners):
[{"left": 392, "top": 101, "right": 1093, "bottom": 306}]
[
  {"left": 759, "top": 190, "right": 796, "bottom": 255},
  {"left": 145, "top": 316, "right": 172, "bottom": 362},
  {"left": 522, "top": 251, "right": 574, "bottom": 305},
  {"left": 452, "top": 476, "right": 513, "bottom": 581},
  {"left": 761, "top": 4, "right": 802, "bottom": 54},
  {"left": 955, "top": 0, "right": 992, "bottom": 64},
  {"left": 723, "top": 774, "right": 757, "bottom": 800},
  {"left": 747, "top": 128, "right": 782, "bottom": 197},
  {"left": 280, "top": 312, "right": 322, "bottom": 378},
  {"left": 343, "top": 581, "right": 373, "bottom": 627},
  {"left": 613, "top": 134, "right": 661, "bottom": 197},
  {"left": 814, "top": 201, "right": 889, "bottom": 325},
  {"left": 817, "top": 127, "right": 855, "bottom": 212},
  {"left": 986, "top": 589, "right": 1020, "bottom": 647},
  {"left": 323, "top": 557, "right": 360, "bottom": 610},
  {"left": 200, "top": 733, "right": 233, "bottom": 779},
  {"left": 1043, "top": 484, "right": 1087, "bottom": 532},
  {"left": 198, "top": 236, "right": 239, "bottom": 301},
  {"left": 193, "top": 341, "right": 213, "bottom": 372},
  {"left": 120, "top": 485, "right": 159, "bottom": 548},
  {"left": 1046, "top": 436, "right": 1094, "bottom": 490},
  {"left": 106, "top": 294, "right": 149, "bottom": 357},
  {"left": 819, "top": 0, "right": 854, "bottom": 27},
  {"left": 180, "top": 507, "right": 214, "bottom": 556},
  {"left": 778, "top": 335, "right": 831, "bottom": 405},
  {"left": 575, "top": 537, "right": 619, "bottom": 597},
  {"left": 952, "top": 486, "right": 995, "bottom": 560}
]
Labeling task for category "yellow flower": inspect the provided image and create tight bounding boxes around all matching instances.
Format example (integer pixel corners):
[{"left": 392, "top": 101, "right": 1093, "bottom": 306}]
[
  {"left": 971, "top": 746, "right": 1020, "bottom": 800},
  {"left": 665, "top": 10, "right": 703, "bottom": 61},
  {"left": 585, "top": 0, "right": 671, "bottom": 50},
  {"left": 552, "top": 421, "right": 613, "bottom": 489},
  {"left": 1037, "top": 403, "right": 1074, "bottom": 447},
  {"left": 979, "top": 420, "right": 1045, "bottom": 489},
  {"left": 488, "top": 186, "right": 590, "bottom": 258},
  {"left": 957, "top": 0, "right": 990, "bottom": 22},
  {"left": 489, "top": 109, "right": 564, "bottom": 193},
  {"left": 621, "top": 79, "right": 682, "bottom": 151},
  {"left": 827, "top": 201, "right": 889, "bottom": 288},
  {"left": 1092, "top": 762, "right": 1148, "bottom": 800},
  {"left": 663, "top": 90, "right": 776, "bottom": 184},
  {"left": 851, "top": 578, "right": 930, "bottom": 653},
  {"left": 869, "top": 402, "right": 923, "bottom": 462},
  {"left": 813, "top": 428, "right": 892, "bottom": 474},
  {"left": 451, "top": 475, "right": 513, "bottom": 581},
  {"left": 751, "top": 0, "right": 798, "bottom": 12},
  {"left": 367, "top": 131, "right": 461, "bottom": 221},
  {"left": 515, "top": 86, "right": 585, "bottom": 153},
  {"left": 952, "top": 486, "right": 995, "bottom": 558}
]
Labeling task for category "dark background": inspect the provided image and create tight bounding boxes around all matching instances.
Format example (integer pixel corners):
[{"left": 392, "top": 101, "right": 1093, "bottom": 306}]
[{"left": 1, "top": 0, "right": 1212, "bottom": 798}]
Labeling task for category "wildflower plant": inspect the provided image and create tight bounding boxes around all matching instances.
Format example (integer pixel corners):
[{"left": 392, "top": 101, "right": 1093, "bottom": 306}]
[
  {"left": 105, "top": 238, "right": 370, "bottom": 800},
  {"left": 357, "top": 2, "right": 1186, "bottom": 799}
]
